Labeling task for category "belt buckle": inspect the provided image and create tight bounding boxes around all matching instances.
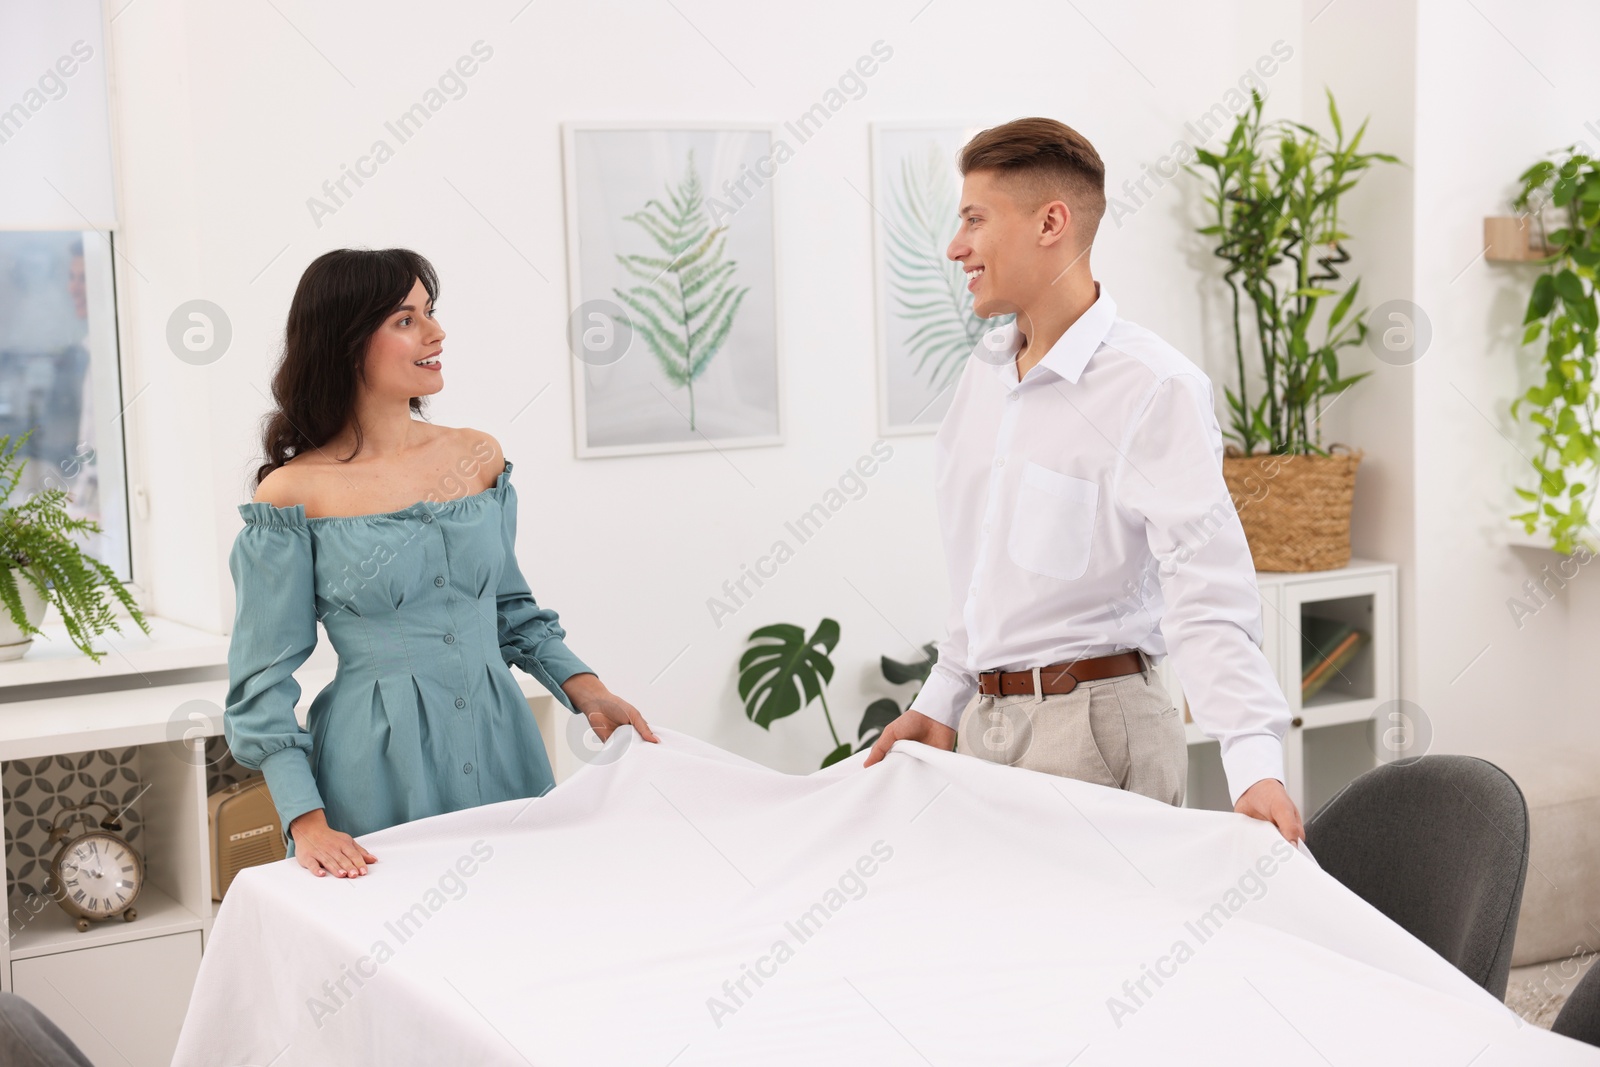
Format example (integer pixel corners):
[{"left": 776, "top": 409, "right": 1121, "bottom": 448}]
[{"left": 979, "top": 666, "right": 1003, "bottom": 696}]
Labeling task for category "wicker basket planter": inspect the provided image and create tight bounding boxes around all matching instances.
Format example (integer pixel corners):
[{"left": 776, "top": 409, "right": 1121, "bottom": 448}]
[{"left": 1222, "top": 445, "right": 1363, "bottom": 572}]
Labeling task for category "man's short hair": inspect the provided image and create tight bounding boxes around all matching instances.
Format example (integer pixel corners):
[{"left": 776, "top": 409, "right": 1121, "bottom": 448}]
[{"left": 958, "top": 117, "right": 1107, "bottom": 245}]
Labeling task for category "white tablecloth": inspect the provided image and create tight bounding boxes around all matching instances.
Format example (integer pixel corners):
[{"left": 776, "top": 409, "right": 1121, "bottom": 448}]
[{"left": 174, "top": 727, "right": 1600, "bottom": 1065}]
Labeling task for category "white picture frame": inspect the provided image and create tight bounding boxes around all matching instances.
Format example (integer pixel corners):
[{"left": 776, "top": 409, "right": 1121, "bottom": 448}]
[{"left": 561, "top": 122, "right": 785, "bottom": 459}]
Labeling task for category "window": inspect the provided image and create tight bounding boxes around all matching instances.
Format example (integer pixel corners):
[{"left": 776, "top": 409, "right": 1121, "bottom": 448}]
[
  {"left": 1, "top": 1, "right": 131, "bottom": 583},
  {"left": 0, "top": 230, "right": 130, "bottom": 581}
]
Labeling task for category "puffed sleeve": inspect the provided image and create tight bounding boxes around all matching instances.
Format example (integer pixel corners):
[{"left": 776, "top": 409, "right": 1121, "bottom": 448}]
[
  {"left": 223, "top": 502, "right": 325, "bottom": 849},
  {"left": 494, "top": 461, "right": 593, "bottom": 713}
]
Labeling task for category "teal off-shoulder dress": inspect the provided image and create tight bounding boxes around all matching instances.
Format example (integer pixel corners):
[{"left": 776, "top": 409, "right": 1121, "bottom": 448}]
[{"left": 222, "top": 459, "right": 590, "bottom": 857}]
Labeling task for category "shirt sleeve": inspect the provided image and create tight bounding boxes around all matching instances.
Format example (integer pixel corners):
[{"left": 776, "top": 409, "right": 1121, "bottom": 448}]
[
  {"left": 223, "top": 503, "right": 325, "bottom": 850},
  {"left": 913, "top": 603, "right": 977, "bottom": 730},
  {"left": 913, "top": 375, "right": 982, "bottom": 730},
  {"left": 1114, "top": 372, "right": 1290, "bottom": 806},
  {"left": 495, "top": 468, "right": 592, "bottom": 713}
]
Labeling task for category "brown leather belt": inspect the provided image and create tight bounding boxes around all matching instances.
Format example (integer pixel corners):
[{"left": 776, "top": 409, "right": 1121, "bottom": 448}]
[{"left": 976, "top": 650, "right": 1147, "bottom": 697}]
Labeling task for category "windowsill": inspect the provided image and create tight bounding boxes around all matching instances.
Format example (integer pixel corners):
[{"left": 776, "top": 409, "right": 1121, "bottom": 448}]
[{"left": 0, "top": 615, "right": 230, "bottom": 691}]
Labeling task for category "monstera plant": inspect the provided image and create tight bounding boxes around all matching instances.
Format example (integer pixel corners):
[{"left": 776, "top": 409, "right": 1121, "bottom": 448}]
[
  {"left": 612, "top": 148, "right": 749, "bottom": 431},
  {"left": 738, "top": 617, "right": 938, "bottom": 768}
]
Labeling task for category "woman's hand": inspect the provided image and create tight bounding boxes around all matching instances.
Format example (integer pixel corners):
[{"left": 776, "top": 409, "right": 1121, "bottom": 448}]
[
  {"left": 289, "top": 809, "right": 378, "bottom": 877},
  {"left": 561, "top": 673, "right": 660, "bottom": 744}
]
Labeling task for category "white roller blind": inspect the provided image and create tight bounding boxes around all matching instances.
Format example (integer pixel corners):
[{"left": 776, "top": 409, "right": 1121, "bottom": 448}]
[{"left": 0, "top": 0, "right": 116, "bottom": 230}]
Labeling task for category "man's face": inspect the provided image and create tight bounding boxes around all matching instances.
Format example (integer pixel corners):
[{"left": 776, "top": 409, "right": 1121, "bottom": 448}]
[{"left": 946, "top": 169, "right": 1057, "bottom": 320}]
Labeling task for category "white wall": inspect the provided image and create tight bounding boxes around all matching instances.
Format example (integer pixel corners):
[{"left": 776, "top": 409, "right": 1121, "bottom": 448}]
[
  {"left": 1407, "top": 0, "right": 1600, "bottom": 754},
  {"left": 107, "top": 1, "right": 1313, "bottom": 773}
]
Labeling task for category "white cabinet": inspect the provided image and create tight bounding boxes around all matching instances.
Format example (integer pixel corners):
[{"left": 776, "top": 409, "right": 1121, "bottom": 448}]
[
  {"left": 0, "top": 663, "right": 561, "bottom": 1066},
  {"left": 1156, "top": 558, "right": 1400, "bottom": 816},
  {"left": 11, "top": 931, "right": 202, "bottom": 1067}
]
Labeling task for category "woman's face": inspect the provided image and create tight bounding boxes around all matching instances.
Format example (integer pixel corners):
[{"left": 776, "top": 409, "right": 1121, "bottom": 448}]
[{"left": 362, "top": 277, "right": 445, "bottom": 399}]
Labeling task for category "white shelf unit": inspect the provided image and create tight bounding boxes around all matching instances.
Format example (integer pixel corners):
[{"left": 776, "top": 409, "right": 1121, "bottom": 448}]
[
  {"left": 1156, "top": 558, "right": 1399, "bottom": 817},
  {"left": 0, "top": 661, "right": 562, "bottom": 1067}
]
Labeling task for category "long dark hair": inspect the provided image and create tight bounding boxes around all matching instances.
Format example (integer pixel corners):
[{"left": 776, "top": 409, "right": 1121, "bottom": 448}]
[{"left": 253, "top": 248, "right": 439, "bottom": 489}]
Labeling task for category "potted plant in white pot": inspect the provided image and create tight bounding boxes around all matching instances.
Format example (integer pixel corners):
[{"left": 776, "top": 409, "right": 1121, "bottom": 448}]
[
  {"left": 1188, "top": 88, "right": 1400, "bottom": 571},
  {"left": 0, "top": 429, "right": 149, "bottom": 662}
]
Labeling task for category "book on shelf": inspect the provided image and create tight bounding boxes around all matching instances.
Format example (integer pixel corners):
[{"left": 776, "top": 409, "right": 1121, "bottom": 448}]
[{"left": 1300, "top": 616, "right": 1368, "bottom": 702}]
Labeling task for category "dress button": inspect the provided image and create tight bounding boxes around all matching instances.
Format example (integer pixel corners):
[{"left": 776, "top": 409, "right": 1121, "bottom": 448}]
[
  {"left": 995, "top": 457, "right": 1006, "bottom": 467},
  {"left": 455, "top": 696, "right": 466, "bottom": 709},
  {"left": 463, "top": 762, "right": 473, "bottom": 774},
  {"left": 443, "top": 633, "right": 455, "bottom": 644},
  {"left": 421, "top": 512, "right": 433, "bottom": 524},
  {"left": 1008, "top": 392, "right": 1019, "bottom": 402},
  {"left": 434, "top": 575, "right": 446, "bottom": 587}
]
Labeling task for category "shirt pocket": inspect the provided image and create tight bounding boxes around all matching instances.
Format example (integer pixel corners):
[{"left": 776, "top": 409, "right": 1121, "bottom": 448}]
[{"left": 1007, "top": 460, "right": 1098, "bottom": 581}]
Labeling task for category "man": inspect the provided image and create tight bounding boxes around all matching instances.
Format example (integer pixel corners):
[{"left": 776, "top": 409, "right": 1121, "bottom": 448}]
[{"left": 863, "top": 117, "right": 1303, "bottom": 844}]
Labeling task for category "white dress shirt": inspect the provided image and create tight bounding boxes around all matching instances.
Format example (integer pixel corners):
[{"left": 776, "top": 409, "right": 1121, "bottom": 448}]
[{"left": 915, "top": 282, "right": 1289, "bottom": 805}]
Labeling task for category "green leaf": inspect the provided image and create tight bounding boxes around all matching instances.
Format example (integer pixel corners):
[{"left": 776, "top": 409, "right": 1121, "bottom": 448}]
[
  {"left": 1327, "top": 279, "right": 1360, "bottom": 329},
  {"left": 1528, "top": 273, "right": 1556, "bottom": 321},
  {"left": 881, "top": 644, "right": 937, "bottom": 685},
  {"left": 737, "top": 619, "right": 840, "bottom": 728},
  {"left": 1555, "top": 268, "right": 1587, "bottom": 305},
  {"left": 857, "top": 698, "right": 902, "bottom": 742},
  {"left": 821, "top": 743, "right": 854, "bottom": 769}
]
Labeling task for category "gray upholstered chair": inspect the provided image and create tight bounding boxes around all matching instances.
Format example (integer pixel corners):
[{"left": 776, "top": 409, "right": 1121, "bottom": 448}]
[
  {"left": 1553, "top": 962, "right": 1600, "bottom": 1047},
  {"left": 0, "top": 993, "right": 94, "bottom": 1067},
  {"left": 1303, "top": 754, "right": 1529, "bottom": 1000}
]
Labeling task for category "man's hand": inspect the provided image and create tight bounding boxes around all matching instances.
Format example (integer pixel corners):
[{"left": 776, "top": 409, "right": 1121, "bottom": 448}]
[
  {"left": 1234, "top": 778, "right": 1304, "bottom": 844},
  {"left": 862, "top": 710, "right": 956, "bottom": 768},
  {"left": 561, "top": 673, "right": 660, "bottom": 744}
]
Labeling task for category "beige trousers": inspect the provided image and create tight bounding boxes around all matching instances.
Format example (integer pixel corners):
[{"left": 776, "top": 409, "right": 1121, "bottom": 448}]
[{"left": 955, "top": 669, "right": 1187, "bottom": 807}]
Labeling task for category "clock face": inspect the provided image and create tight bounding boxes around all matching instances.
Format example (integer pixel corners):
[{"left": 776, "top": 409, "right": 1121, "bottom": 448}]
[{"left": 59, "top": 833, "right": 140, "bottom": 918}]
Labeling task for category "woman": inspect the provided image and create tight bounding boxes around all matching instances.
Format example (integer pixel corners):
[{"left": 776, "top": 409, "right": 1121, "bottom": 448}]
[{"left": 225, "top": 248, "right": 657, "bottom": 879}]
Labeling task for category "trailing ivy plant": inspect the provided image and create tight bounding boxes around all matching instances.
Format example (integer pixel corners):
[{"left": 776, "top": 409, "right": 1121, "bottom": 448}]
[
  {"left": 1508, "top": 150, "right": 1600, "bottom": 554},
  {"left": 1188, "top": 88, "right": 1398, "bottom": 455},
  {"left": 738, "top": 617, "right": 937, "bottom": 768},
  {"left": 0, "top": 429, "right": 149, "bottom": 661}
]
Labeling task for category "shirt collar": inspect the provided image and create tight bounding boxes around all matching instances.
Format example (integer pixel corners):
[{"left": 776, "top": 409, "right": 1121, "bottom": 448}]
[{"left": 986, "top": 281, "right": 1118, "bottom": 388}]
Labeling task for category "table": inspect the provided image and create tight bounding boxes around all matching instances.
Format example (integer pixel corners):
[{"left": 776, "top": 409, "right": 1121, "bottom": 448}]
[{"left": 174, "top": 728, "right": 1600, "bottom": 1064}]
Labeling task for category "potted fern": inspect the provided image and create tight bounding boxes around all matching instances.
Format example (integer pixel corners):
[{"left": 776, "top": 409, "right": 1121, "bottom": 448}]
[
  {"left": 1188, "top": 88, "right": 1400, "bottom": 571},
  {"left": 0, "top": 430, "right": 149, "bottom": 662}
]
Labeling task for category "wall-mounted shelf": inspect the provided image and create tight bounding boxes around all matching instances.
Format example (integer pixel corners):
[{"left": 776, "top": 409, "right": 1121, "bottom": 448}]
[{"left": 1484, "top": 215, "right": 1552, "bottom": 262}]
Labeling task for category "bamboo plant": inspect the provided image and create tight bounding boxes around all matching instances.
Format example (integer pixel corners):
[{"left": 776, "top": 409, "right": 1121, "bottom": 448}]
[{"left": 1188, "top": 89, "right": 1399, "bottom": 455}]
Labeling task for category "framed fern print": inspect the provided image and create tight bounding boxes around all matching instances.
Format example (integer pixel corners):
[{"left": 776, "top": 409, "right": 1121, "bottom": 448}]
[
  {"left": 562, "top": 123, "right": 784, "bottom": 458},
  {"left": 870, "top": 122, "right": 1009, "bottom": 435}
]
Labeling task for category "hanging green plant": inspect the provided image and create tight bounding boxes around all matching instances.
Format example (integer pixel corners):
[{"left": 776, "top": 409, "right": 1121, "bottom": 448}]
[{"left": 1507, "top": 149, "right": 1600, "bottom": 554}]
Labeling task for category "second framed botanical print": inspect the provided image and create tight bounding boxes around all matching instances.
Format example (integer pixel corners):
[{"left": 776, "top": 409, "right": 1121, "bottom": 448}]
[{"left": 563, "top": 123, "right": 784, "bottom": 458}]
